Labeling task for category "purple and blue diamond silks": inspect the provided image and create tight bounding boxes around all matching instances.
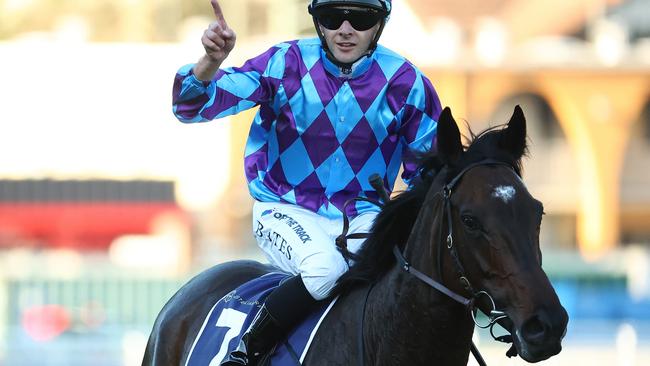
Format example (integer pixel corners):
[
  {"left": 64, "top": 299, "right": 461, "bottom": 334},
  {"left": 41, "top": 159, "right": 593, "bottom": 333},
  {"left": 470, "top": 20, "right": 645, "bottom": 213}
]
[{"left": 173, "top": 38, "right": 441, "bottom": 219}]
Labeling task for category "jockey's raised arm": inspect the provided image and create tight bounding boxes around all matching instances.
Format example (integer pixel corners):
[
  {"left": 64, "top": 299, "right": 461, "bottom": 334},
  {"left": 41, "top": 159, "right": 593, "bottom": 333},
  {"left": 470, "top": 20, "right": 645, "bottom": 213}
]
[{"left": 193, "top": 0, "right": 237, "bottom": 81}]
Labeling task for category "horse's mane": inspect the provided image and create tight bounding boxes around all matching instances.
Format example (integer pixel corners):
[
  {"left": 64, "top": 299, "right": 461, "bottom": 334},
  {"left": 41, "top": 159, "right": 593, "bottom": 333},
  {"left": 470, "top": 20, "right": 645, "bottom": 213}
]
[{"left": 334, "top": 123, "right": 526, "bottom": 294}]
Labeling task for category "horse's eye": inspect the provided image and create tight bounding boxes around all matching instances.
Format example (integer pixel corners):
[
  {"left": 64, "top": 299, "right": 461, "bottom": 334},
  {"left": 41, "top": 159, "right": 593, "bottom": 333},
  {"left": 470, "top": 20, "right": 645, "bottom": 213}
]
[{"left": 461, "top": 215, "right": 481, "bottom": 231}]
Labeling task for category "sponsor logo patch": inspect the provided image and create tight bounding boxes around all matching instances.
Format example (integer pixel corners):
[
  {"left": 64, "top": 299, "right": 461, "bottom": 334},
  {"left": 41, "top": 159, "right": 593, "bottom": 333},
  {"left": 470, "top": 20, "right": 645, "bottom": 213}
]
[{"left": 270, "top": 212, "right": 312, "bottom": 244}]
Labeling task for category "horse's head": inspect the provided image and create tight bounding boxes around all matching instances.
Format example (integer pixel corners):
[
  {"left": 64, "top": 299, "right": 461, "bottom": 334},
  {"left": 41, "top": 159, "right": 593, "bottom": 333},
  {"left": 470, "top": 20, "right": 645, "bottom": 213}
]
[{"left": 433, "top": 106, "right": 569, "bottom": 362}]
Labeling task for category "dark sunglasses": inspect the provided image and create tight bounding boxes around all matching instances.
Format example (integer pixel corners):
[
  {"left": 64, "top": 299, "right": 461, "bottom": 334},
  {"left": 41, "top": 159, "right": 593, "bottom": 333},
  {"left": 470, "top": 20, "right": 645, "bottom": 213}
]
[{"left": 315, "top": 8, "right": 383, "bottom": 31}]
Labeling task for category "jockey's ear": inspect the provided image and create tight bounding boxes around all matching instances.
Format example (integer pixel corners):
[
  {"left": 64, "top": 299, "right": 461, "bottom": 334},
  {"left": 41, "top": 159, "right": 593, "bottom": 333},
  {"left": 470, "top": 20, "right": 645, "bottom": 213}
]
[
  {"left": 437, "top": 107, "right": 463, "bottom": 164},
  {"left": 500, "top": 105, "right": 528, "bottom": 160}
]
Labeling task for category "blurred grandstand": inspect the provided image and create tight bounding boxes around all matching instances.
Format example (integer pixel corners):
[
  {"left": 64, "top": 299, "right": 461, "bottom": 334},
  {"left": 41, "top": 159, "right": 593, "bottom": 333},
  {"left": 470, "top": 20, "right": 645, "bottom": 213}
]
[{"left": 1, "top": 0, "right": 649, "bottom": 365}]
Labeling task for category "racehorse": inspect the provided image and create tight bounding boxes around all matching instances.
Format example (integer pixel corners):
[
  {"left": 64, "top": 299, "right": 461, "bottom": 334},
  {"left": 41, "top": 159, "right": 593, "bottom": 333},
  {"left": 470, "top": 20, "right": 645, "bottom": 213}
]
[{"left": 143, "top": 106, "right": 568, "bottom": 365}]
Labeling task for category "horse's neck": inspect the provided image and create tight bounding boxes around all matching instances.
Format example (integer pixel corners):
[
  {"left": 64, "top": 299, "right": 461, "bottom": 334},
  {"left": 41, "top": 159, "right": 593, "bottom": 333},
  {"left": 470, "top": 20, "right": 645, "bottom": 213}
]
[
  {"left": 363, "top": 201, "right": 475, "bottom": 365},
  {"left": 364, "top": 270, "right": 473, "bottom": 364}
]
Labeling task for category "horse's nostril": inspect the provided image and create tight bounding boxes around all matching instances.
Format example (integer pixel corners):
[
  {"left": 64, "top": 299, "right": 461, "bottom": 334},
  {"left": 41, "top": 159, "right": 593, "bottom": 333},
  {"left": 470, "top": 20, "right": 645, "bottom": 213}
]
[{"left": 521, "top": 315, "right": 548, "bottom": 345}]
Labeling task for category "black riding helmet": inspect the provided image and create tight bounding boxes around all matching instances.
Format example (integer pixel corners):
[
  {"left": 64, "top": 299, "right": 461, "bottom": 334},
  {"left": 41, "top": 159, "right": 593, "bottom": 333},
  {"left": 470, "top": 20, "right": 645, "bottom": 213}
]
[{"left": 308, "top": 0, "right": 392, "bottom": 74}]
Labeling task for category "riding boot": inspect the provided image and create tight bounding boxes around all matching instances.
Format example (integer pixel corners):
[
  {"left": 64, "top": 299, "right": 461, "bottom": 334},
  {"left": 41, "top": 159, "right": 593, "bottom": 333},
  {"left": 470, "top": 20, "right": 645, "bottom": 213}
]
[
  {"left": 220, "top": 304, "right": 280, "bottom": 366},
  {"left": 220, "top": 275, "right": 319, "bottom": 366}
]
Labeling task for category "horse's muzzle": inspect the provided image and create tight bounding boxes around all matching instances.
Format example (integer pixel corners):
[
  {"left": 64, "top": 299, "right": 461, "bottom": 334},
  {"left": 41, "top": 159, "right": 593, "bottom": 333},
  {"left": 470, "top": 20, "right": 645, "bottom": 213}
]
[{"left": 513, "top": 306, "right": 569, "bottom": 363}]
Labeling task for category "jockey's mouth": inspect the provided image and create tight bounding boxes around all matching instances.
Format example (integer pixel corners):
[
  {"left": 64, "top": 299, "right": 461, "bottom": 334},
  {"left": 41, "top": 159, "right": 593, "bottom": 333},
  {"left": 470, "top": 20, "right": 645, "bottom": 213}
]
[{"left": 336, "top": 42, "right": 357, "bottom": 49}]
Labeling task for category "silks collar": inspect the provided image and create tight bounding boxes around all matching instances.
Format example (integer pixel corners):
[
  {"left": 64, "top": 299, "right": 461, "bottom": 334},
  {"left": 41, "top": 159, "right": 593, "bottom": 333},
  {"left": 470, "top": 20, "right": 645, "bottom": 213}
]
[{"left": 321, "top": 48, "right": 373, "bottom": 79}]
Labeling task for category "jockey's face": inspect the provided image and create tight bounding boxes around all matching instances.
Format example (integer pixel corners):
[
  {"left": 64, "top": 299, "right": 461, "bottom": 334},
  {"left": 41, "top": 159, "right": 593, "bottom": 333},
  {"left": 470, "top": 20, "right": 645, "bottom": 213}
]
[{"left": 317, "top": 7, "right": 382, "bottom": 64}]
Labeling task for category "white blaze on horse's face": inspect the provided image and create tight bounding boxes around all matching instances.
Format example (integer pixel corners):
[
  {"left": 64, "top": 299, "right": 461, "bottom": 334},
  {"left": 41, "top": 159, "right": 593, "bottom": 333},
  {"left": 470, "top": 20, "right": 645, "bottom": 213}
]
[{"left": 492, "top": 185, "right": 516, "bottom": 203}]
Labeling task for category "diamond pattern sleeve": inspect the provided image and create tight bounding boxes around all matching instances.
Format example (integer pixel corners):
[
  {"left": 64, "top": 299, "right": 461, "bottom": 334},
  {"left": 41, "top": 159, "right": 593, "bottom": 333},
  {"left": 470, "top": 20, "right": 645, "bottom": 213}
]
[
  {"left": 172, "top": 44, "right": 288, "bottom": 123},
  {"left": 398, "top": 71, "right": 442, "bottom": 184}
]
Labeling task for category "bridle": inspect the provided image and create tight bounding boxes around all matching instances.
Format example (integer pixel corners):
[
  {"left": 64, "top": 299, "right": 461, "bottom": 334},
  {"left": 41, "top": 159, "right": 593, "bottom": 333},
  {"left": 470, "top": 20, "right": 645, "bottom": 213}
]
[
  {"left": 336, "top": 159, "right": 519, "bottom": 366},
  {"left": 391, "top": 159, "right": 518, "bottom": 364}
]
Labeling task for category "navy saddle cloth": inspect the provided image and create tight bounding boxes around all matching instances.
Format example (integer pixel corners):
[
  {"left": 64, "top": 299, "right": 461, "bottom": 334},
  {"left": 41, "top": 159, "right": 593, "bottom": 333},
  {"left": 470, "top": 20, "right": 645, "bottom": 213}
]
[{"left": 185, "top": 272, "right": 335, "bottom": 366}]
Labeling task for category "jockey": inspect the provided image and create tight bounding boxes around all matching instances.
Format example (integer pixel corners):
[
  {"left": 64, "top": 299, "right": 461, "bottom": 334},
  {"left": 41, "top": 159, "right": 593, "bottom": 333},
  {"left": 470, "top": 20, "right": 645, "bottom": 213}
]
[{"left": 172, "top": 0, "right": 441, "bottom": 365}]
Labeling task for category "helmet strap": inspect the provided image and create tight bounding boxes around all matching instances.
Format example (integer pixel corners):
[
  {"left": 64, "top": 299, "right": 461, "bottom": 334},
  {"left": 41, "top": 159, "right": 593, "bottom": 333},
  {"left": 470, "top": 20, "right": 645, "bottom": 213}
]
[{"left": 369, "top": 18, "right": 386, "bottom": 51}]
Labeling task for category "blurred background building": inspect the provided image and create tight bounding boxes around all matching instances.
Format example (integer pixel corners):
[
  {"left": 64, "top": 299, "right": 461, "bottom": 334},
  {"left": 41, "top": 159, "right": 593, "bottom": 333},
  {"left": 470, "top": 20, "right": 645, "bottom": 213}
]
[{"left": 0, "top": 0, "right": 649, "bottom": 365}]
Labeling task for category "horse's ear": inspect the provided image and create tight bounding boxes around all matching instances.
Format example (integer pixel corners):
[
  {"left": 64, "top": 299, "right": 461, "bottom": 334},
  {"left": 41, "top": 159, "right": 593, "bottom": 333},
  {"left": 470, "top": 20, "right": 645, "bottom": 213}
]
[
  {"left": 436, "top": 107, "right": 463, "bottom": 163},
  {"left": 500, "top": 105, "right": 528, "bottom": 159}
]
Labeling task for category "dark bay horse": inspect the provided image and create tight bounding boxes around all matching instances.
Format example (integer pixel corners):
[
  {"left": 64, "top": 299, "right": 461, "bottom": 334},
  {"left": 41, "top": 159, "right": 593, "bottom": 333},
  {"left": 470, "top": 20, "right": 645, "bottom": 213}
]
[{"left": 143, "top": 106, "right": 568, "bottom": 365}]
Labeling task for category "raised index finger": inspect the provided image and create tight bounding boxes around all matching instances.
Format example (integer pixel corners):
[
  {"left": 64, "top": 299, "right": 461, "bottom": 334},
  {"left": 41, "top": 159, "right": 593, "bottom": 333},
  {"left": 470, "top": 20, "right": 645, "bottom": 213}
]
[{"left": 210, "top": 0, "right": 228, "bottom": 26}]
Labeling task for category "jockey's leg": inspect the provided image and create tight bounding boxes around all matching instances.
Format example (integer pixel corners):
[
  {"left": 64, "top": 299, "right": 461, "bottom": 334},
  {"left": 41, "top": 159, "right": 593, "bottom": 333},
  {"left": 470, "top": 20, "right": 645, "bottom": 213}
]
[
  {"left": 220, "top": 275, "right": 318, "bottom": 366},
  {"left": 221, "top": 201, "right": 348, "bottom": 366},
  {"left": 222, "top": 251, "right": 349, "bottom": 365}
]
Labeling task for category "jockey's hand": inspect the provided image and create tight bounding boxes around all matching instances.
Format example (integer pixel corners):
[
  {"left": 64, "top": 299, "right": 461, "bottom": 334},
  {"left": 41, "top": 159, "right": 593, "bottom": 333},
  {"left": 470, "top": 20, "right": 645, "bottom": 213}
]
[
  {"left": 194, "top": 0, "right": 236, "bottom": 81},
  {"left": 202, "top": 0, "right": 236, "bottom": 63}
]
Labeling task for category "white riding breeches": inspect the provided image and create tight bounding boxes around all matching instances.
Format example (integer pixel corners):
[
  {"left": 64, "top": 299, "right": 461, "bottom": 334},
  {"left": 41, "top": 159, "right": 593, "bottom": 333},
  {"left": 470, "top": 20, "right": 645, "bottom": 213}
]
[{"left": 252, "top": 201, "right": 377, "bottom": 301}]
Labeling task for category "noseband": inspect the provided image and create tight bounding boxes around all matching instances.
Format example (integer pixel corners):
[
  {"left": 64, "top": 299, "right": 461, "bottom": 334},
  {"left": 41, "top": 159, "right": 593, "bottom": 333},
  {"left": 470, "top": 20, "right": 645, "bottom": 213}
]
[{"left": 392, "top": 159, "right": 517, "bottom": 363}]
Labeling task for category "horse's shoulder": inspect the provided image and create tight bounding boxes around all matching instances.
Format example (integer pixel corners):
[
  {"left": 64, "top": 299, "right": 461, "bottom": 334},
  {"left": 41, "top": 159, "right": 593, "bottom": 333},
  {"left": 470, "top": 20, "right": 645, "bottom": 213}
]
[{"left": 299, "top": 286, "right": 370, "bottom": 365}]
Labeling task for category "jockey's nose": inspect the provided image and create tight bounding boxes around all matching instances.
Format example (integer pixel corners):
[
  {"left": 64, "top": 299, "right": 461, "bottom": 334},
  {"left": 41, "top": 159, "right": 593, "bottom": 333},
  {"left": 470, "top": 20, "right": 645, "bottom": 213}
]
[{"left": 338, "top": 20, "right": 354, "bottom": 34}]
